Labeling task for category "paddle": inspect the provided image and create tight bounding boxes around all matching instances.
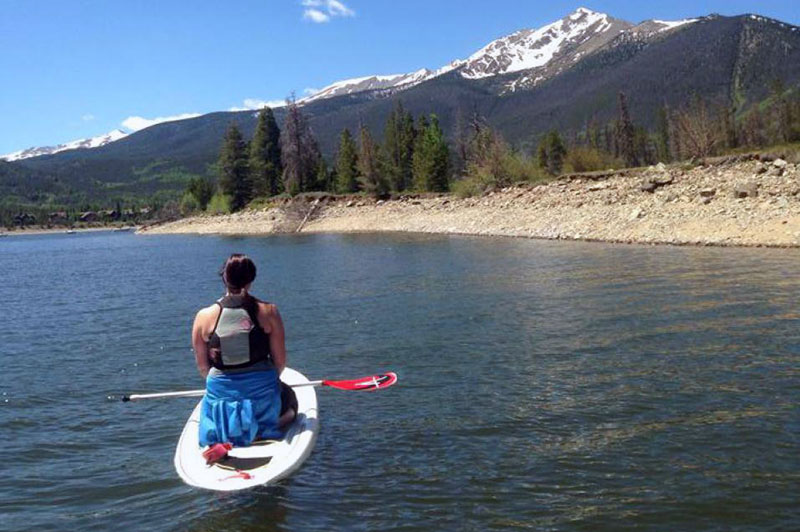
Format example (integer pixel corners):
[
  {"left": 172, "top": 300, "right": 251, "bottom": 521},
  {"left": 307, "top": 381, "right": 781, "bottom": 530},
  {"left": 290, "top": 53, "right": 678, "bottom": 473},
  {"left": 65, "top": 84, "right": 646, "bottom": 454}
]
[{"left": 121, "top": 372, "right": 397, "bottom": 402}]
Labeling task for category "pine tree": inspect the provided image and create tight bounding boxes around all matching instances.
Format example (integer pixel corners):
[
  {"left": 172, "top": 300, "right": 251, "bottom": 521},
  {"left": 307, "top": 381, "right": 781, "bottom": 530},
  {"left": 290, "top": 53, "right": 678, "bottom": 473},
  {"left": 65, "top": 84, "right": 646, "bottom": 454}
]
[
  {"left": 381, "top": 103, "right": 402, "bottom": 191},
  {"left": 281, "top": 96, "right": 322, "bottom": 195},
  {"left": 412, "top": 115, "right": 450, "bottom": 192},
  {"left": 218, "top": 123, "right": 251, "bottom": 211},
  {"left": 249, "top": 107, "right": 282, "bottom": 196},
  {"left": 381, "top": 102, "right": 416, "bottom": 192},
  {"left": 187, "top": 177, "right": 215, "bottom": 210},
  {"left": 615, "top": 92, "right": 638, "bottom": 167},
  {"left": 655, "top": 105, "right": 671, "bottom": 162},
  {"left": 537, "top": 130, "right": 566, "bottom": 175},
  {"left": 357, "top": 125, "right": 389, "bottom": 196},
  {"left": 335, "top": 128, "right": 359, "bottom": 193}
]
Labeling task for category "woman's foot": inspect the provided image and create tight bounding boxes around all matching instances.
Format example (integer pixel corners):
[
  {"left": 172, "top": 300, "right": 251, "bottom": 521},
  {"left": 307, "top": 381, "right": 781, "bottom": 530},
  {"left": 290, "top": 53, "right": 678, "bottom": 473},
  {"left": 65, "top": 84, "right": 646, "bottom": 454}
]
[
  {"left": 278, "top": 408, "right": 296, "bottom": 428},
  {"left": 202, "top": 442, "right": 232, "bottom": 465}
]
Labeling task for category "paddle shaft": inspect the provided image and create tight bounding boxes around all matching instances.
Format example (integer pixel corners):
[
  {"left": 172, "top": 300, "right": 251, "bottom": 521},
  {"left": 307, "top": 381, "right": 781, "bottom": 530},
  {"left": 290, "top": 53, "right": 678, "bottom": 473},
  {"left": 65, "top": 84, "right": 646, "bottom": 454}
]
[{"left": 122, "top": 380, "right": 323, "bottom": 402}]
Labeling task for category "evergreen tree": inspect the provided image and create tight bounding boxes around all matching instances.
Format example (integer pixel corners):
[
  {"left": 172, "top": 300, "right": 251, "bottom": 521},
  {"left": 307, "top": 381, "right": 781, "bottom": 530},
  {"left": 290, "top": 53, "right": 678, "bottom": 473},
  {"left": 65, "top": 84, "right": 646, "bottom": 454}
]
[
  {"left": 218, "top": 123, "right": 251, "bottom": 211},
  {"left": 615, "top": 92, "right": 638, "bottom": 167},
  {"left": 281, "top": 96, "right": 322, "bottom": 194},
  {"left": 655, "top": 105, "right": 671, "bottom": 162},
  {"left": 380, "top": 104, "right": 416, "bottom": 191},
  {"left": 412, "top": 115, "right": 450, "bottom": 192},
  {"left": 249, "top": 107, "right": 282, "bottom": 196},
  {"left": 537, "top": 130, "right": 566, "bottom": 175},
  {"left": 381, "top": 103, "right": 403, "bottom": 191},
  {"left": 357, "top": 125, "right": 389, "bottom": 196},
  {"left": 187, "top": 177, "right": 215, "bottom": 210},
  {"left": 335, "top": 128, "right": 359, "bottom": 193}
]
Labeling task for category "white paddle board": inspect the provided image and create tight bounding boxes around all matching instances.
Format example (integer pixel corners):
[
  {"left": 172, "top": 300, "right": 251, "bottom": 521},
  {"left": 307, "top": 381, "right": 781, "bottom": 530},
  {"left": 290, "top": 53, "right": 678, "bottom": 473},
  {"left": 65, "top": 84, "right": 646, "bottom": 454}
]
[{"left": 174, "top": 367, "right": 319, "bottom": 491}]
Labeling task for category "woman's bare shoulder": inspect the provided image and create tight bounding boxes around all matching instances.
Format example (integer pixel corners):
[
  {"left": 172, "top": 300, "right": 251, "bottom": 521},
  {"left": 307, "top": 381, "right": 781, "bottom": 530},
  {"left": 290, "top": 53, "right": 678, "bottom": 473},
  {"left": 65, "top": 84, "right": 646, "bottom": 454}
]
[
  {"left": 256, "top": 299, "right": 279, "bottom": 316},
  {"left": 195, "top": 303, "right": 220, "bottom": 322}
]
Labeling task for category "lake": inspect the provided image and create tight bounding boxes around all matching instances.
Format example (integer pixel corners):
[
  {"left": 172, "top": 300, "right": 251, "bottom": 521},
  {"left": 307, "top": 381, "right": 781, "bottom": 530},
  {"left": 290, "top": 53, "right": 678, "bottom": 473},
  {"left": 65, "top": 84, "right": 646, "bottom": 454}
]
[{"left": 1, "top": 231, "right": 798, "bottom": 531}]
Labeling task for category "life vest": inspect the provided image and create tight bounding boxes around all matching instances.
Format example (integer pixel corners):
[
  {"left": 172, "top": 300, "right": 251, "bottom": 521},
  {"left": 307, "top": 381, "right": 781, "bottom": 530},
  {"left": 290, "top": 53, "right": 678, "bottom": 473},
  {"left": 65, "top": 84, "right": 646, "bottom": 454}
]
[{"left": 207, "top": 294, "right": 273, "bottom": 370}]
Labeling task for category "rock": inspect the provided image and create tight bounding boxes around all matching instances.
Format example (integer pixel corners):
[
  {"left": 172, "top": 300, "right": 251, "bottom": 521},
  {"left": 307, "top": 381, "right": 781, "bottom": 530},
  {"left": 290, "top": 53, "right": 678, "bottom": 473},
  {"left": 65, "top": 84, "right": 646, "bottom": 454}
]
[
  {"left": 653, "top": 174, "right": 674, "bottom": 186},
  {"left": 755, "top": 163, "right": 768, "bottom": 174},
  {"left": 629, "top": 208, "right": 643, "bottom": 220},
  {"left": 767, "top": 167, "right": 784, "bottom": 177},
  {"left": 588, "top": 183, "right": 609, "bottom": 191},
  {"left": 699, "top": 188, "right": 716, "bottom": 198},
  {"left": 733, "top": 183, "right": 759, "bottom": 198},
  {"left": 700, "top": 196, "right": 713, "bottom": 205},
  {"left": 641, "top": 181, "right": 658, "bottom": 193},
  {"left": 773, "top": 158, "right": 788, "bottom": 168},
  {"left": 346, "top": 201, "right": 355, "bottom": 207},
  {"left": 655, "top": 162, "right": 667, "bottom": 172}
]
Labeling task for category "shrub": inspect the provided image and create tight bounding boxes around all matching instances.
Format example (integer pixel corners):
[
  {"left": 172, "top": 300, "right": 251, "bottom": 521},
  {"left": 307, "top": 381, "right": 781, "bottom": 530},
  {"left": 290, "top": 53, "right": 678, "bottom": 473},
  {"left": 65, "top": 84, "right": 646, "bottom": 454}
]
[
  {"left": 206, "top": 192, "right": 231, "bottom": 215},
  {"left": 179, "top": 192, "right": 200, "bottom": 215},
  {"left": 564, "top": 146, "right": 623, "bottom": 173}
]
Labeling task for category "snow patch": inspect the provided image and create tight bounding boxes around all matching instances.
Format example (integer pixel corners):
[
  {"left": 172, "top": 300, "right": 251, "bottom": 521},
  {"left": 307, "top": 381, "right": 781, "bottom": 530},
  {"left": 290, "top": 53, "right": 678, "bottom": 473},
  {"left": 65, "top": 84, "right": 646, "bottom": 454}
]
[
  {"left": 652, "top": 18, "right": 699, "bottom": 32},
  {"left": 2, "top": 129, "right": 128, "bottom": 162},
  {"left": 458, "top": 8, "right": 613, "bottom": 79}
]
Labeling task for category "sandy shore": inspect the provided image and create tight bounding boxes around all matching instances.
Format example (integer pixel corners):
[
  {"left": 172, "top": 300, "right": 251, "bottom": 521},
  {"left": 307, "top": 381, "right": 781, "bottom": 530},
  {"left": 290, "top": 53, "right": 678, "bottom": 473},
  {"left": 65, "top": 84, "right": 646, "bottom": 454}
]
[
  {"left": 140, "top": 155, "right": 800, "bottom": 247},
  {"left": 0, "top": 226, "right": 137, "bottom": 237}
]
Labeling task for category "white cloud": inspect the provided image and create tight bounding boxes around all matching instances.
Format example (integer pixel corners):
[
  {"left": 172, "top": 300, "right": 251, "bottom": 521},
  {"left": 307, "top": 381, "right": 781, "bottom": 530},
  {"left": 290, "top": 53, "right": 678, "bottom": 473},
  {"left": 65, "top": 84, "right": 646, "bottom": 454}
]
[
  {"left": 121, "top": 112, "right": 201, "bottom": 132},
  {"left": 228, "top": 98, "right": 286, "bottom": 112},
  {"left": 303, "top": 8, "right": 329, "bottom": 23},
  {"left": 81, "top": 114, "right": 95, "bottom": 122},
  {"left": 301, "top": 0, "right": 354, "bottom": 23}
]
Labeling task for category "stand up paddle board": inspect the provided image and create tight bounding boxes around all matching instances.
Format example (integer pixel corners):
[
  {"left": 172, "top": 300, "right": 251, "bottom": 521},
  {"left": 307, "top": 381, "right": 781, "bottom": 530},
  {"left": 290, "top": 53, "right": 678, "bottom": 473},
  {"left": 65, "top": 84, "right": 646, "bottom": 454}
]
[{"left": 174, "top": 367, "right": 319, "bottom": 491}]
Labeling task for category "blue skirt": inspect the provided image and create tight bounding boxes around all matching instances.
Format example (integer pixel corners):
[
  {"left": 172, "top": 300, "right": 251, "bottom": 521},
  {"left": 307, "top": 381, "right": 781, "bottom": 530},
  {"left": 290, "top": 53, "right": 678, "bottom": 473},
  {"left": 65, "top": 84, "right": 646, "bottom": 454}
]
[{"left": 198, "top": 369, "right": 282, "bottom": 447}]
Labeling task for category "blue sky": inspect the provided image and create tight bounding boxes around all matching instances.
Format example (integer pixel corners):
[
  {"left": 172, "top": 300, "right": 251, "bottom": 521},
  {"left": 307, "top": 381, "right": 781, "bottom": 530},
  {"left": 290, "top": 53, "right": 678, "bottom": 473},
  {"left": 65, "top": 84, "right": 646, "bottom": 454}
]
[{"left": 1, "top": 0, "right": 798, "bottom": 155}]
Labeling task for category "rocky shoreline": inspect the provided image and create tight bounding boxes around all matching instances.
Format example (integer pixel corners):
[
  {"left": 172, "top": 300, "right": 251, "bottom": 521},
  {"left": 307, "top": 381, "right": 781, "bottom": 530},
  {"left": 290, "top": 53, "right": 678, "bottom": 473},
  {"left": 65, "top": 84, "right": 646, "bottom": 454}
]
[{"left": 140, "top": 154, "right": 800, "bottom": 248}]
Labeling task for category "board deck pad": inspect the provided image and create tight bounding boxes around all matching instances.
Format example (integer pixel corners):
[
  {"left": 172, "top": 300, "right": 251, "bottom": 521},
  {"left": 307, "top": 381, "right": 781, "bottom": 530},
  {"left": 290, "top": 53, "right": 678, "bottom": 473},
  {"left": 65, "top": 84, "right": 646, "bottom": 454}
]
[{"left": 174, "top": 368, "right": 319, "bottom": 491}]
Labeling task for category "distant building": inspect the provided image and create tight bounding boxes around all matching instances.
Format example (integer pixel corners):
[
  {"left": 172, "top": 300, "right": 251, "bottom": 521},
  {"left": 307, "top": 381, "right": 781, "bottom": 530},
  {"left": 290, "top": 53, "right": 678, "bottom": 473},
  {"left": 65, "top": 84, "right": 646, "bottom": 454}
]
[
  {"left": 48, "top": 211, "right": 68, "bottom": 223},
  {"left": 79, "top": 211, "right": 98, "bottom": 222}
]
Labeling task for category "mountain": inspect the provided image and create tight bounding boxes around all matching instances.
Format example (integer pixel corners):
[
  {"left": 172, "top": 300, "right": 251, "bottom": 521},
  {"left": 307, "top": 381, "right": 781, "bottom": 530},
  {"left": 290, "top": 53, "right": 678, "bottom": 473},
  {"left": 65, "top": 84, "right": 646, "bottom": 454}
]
[
  {"left": 5, "top": 9, "right": 800, "bottom": 207},
  {"left": 303, "top": 69, "right": 436, "bottom": 102},
  {"left": 303, "top": 7, "right": 633, "bottom": 100},
  {"left": 1, "top": 129, "right": 128, "bottom": 162}
]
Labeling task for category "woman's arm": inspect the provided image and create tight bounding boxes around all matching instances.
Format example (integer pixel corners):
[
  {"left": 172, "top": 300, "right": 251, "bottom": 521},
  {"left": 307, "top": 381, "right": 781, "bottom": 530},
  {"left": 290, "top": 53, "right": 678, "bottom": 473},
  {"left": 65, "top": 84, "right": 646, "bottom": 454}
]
[
  {"left": 261, "top": 304, "right": 287, "bottom": 374},
  {"left": 192, "top": 308, "right": 212, "bottom": 379}
]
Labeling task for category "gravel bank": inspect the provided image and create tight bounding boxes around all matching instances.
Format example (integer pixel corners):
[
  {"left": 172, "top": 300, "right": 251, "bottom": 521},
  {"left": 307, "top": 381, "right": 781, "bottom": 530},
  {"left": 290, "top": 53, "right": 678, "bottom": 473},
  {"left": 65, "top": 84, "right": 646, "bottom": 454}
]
[{"left": 141, "top": 156, "right": 800, "bottom": 247}]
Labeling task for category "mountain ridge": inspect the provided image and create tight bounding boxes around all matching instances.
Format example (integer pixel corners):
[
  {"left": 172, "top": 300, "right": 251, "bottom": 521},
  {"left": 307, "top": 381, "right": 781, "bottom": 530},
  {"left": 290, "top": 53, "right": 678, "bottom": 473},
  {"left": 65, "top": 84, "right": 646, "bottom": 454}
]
[{"left": 4, "top": 10, "right": 800, "bottom": 207}]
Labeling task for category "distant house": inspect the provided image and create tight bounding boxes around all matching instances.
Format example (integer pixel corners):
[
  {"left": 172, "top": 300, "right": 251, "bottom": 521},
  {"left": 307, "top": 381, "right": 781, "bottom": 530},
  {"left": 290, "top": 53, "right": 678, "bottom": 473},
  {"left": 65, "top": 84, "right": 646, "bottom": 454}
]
[
  {"left": 14, "top": 213, "right": 37, "bottom": 226},
  {"left": 79, "top": 211, "right": 98, "bottom": 222},
  {"left": 99, "top": 209, "right": 120, "bottom": 221},
  {"left": 138, "top": 207, "right": 151, "bottom": 216},
  {"left": 49, "top": 211, "right": 68, "bottom": 223}
]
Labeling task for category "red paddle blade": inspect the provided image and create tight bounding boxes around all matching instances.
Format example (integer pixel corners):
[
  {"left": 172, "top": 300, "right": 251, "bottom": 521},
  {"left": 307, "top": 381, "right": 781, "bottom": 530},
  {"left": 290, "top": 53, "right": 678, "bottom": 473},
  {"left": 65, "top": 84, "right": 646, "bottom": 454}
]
[{"left": 322, "top": 372, "right": 398, "bottom": 391}]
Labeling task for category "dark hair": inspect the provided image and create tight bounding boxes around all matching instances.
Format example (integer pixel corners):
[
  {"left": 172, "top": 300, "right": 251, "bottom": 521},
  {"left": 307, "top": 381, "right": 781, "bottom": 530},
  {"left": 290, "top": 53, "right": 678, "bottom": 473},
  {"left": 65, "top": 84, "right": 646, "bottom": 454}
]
[{"left": 220, "top": 254, "right": 256, "bottom": 292}]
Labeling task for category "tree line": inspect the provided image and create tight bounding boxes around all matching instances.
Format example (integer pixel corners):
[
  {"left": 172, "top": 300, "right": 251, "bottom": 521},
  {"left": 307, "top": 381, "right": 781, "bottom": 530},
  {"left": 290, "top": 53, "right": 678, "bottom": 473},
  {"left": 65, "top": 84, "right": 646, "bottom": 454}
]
[{"left": 183, "top": 82, "right": 800, "bottom": 210}]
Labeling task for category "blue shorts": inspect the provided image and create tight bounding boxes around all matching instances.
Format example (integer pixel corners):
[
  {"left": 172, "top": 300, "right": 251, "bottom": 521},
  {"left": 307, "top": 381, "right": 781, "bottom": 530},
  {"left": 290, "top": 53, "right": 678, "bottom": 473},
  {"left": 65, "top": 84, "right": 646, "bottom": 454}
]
[{"left": 198, "top": 369, "right": 282, "bottom": 447}]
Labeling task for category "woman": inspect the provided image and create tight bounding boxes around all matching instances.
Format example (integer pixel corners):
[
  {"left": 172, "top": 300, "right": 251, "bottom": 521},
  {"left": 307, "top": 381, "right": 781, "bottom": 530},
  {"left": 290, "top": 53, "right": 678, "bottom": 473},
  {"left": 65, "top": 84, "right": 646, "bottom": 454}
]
[{"left": 191, "top": 254, "right": 297, "bottom": 463}]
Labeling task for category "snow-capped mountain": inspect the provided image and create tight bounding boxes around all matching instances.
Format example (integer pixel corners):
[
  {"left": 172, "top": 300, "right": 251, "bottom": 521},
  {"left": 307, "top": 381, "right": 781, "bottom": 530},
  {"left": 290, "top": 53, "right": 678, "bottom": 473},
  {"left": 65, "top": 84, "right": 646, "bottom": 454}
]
[
  {"left": 457, "top": 7, "right": 630, "bottom": 80},
  {"left": 303, "top": 69, "right": 434, "bottom": 102},
  {"left": 303, "top": 7, "right": 702, "bottom": 101},
  {"left": 2, "top": 129, "right": 128, "bottom": 162}
]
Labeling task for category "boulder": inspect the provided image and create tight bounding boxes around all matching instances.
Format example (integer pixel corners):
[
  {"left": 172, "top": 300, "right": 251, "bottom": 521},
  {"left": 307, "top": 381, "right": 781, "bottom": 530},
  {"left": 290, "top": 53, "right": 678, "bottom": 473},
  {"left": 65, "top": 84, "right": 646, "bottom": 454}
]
[
  {"left": 652, "top": 174, "right": 674, "bottom": 186},
  {"left": 773, "top": 158, "right": 788, "bottom": 168},
  {"left": 733, "top": 183, "right": 759, "bottom": 198},
  {"left": 640, "top": 181, "right": 658, "bottom": 193},
  {"left": 699, "top": 188, "right": 716, "bottom": 198}
]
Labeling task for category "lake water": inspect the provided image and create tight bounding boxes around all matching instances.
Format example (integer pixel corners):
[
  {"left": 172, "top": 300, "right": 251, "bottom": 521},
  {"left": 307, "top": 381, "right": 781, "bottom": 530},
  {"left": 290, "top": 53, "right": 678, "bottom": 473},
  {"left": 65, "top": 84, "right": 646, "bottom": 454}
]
[{"left": 1, "top": 231, "right": 798, "bottom": 531}]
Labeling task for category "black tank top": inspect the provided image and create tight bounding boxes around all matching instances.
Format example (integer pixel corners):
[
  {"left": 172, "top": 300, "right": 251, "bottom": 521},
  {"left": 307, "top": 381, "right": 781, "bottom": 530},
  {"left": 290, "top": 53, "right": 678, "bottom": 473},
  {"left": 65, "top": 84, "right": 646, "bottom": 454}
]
[{"left": 207, "top": 294, "right": 273, "bottom": 370}]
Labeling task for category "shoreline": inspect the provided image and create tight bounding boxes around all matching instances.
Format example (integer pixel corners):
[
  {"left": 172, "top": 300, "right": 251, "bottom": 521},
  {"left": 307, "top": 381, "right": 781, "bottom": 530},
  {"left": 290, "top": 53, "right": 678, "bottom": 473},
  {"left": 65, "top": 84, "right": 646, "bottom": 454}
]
[
  {"left": 139, "top": 156, "right": 800, "bottom": 249},
  {"left": 0, "top": 226, "right": 137, "bottom": 237}
]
